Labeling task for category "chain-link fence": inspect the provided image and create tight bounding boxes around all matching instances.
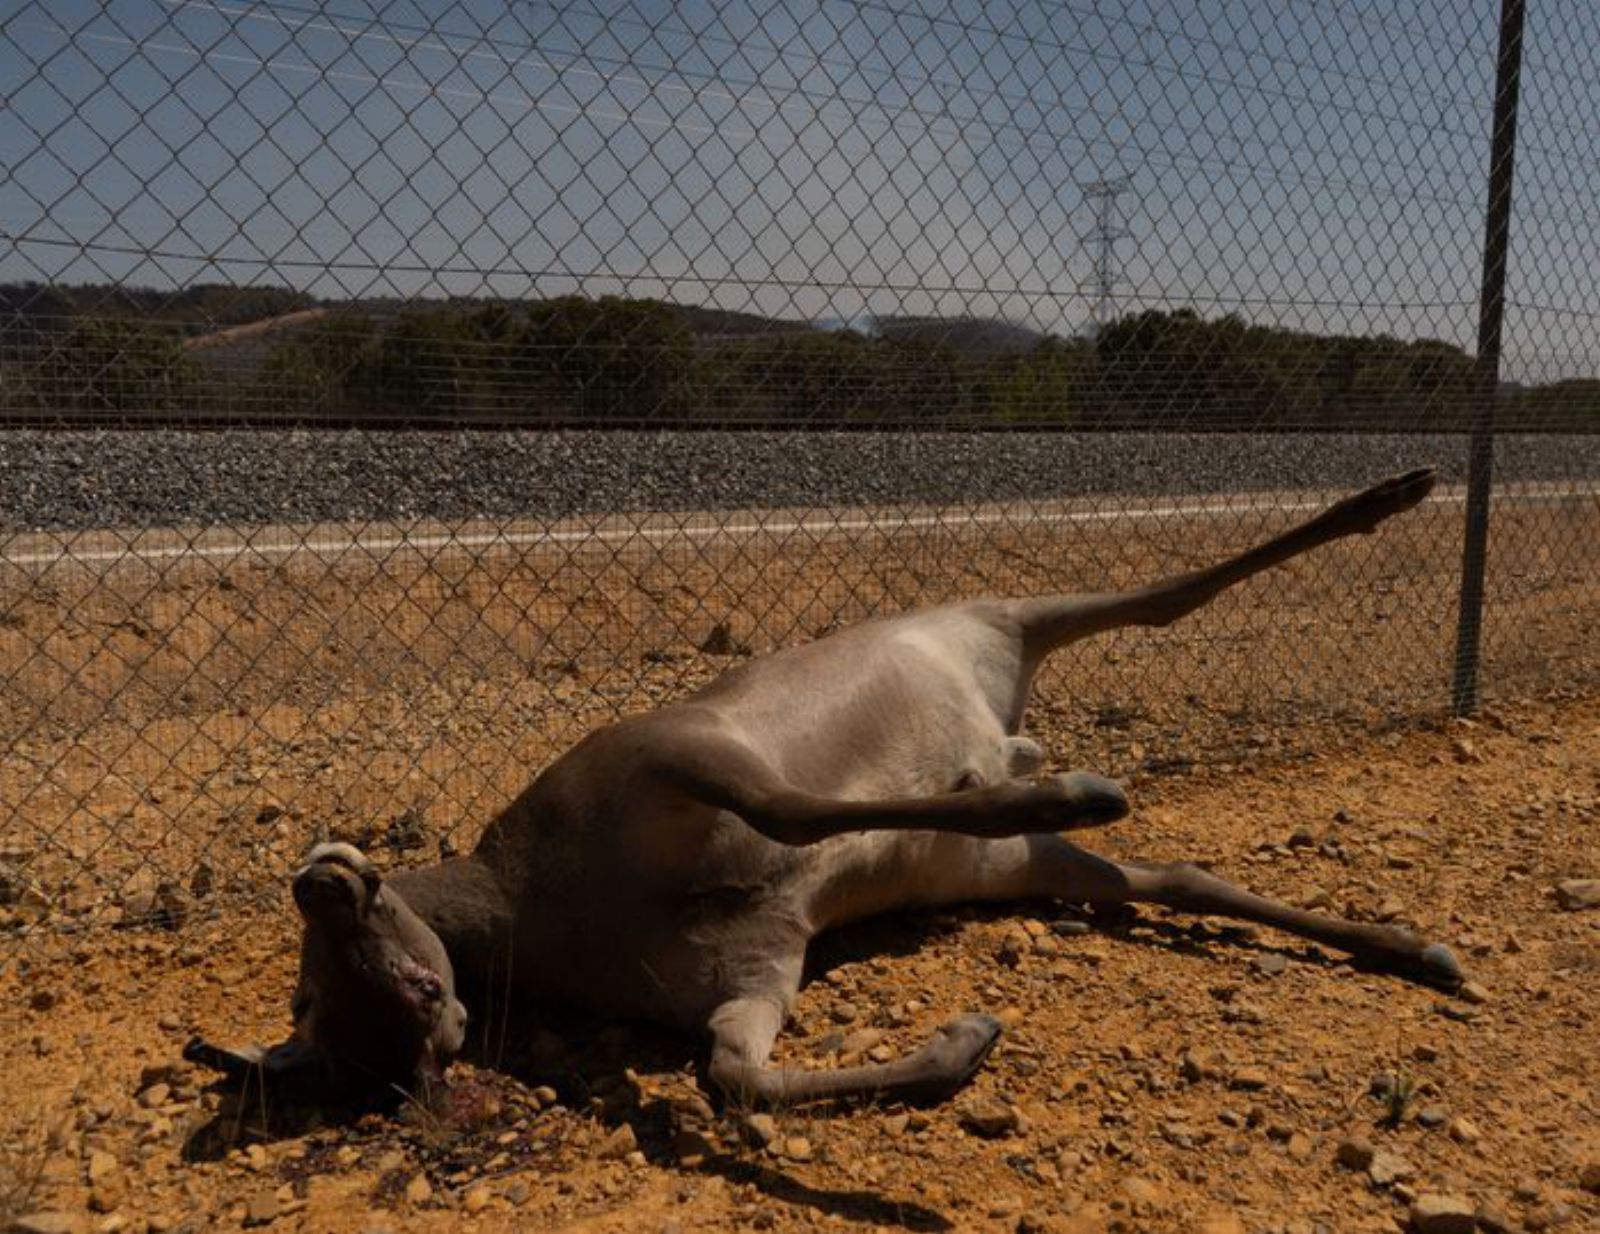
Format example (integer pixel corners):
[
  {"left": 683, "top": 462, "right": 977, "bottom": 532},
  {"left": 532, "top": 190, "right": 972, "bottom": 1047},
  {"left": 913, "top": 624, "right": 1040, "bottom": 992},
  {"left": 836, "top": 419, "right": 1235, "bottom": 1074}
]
[{"left": 1, "top": 0, "right": 1596, "bottom": 948}]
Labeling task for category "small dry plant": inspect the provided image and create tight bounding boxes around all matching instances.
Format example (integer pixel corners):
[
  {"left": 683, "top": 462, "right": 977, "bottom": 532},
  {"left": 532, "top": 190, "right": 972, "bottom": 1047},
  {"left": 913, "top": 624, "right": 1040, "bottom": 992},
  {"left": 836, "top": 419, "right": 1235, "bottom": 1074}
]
[{"left": 0, "top": 1116, "right": 53, "bottom": 1223}]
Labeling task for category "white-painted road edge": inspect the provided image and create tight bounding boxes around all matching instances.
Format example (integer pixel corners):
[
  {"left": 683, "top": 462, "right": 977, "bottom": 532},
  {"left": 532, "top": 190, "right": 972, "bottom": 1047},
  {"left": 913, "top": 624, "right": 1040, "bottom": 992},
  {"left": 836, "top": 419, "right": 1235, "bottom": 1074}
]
[{"left": 3, "top": 481, "right": 1596, "bottom": 571}]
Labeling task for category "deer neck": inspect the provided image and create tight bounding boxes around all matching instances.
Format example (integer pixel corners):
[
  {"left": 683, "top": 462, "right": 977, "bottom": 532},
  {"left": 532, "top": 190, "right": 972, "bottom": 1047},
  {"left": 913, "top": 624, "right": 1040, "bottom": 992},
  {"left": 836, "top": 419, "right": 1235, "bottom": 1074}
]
[{"left": 387, "top": 854, "right": 514, "bottom": 987}]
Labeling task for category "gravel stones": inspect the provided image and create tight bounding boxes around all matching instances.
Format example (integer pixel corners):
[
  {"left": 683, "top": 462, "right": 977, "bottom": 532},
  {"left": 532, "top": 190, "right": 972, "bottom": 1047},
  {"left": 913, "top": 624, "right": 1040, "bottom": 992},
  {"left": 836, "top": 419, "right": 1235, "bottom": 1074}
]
[{"left": 2, "top": 429, "right": 1593, "bottom": 533}]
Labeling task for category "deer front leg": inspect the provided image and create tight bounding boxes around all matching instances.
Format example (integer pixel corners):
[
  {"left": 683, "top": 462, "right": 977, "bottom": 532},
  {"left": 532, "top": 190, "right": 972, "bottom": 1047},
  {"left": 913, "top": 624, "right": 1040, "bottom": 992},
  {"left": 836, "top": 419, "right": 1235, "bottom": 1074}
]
[
  {"left": 646, "top": 722, "right": 1130, "bottom": 845},
  {"left": 745, "top": 772, "right": 1130, "bottom": 844},
  {"left": 706, "top": 996, "right": 1003, "bottom": 1109}
]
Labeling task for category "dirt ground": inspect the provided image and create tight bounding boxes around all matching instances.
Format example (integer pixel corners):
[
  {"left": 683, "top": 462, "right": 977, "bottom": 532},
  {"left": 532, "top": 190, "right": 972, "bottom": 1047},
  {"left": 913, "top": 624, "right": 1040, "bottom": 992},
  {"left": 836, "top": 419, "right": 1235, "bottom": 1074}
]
[{"left": 2, "top": 690, "right": 1597, "bottom": 1234}]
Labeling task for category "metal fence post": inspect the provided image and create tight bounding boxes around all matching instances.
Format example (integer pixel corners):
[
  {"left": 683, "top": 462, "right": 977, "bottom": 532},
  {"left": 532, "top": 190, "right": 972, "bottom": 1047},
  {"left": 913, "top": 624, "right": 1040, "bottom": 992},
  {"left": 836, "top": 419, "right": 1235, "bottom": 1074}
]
[{"left": 1452, "top": 0, "right": 1527, "bottom": 716}]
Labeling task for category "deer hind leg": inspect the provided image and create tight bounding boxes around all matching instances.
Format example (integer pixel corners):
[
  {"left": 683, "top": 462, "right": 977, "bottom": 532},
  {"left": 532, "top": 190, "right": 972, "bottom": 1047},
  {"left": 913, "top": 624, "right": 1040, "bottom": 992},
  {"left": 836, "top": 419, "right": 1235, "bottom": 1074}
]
[
  {"left": 1006, "top": 467, "right": 1437, "bottom": 662},
  {"left": 985, "top": 834, "right": 1462, "bottom": 991},
  {"left": 706, "top": 994, "right": 1003, "bottom": 1109}
]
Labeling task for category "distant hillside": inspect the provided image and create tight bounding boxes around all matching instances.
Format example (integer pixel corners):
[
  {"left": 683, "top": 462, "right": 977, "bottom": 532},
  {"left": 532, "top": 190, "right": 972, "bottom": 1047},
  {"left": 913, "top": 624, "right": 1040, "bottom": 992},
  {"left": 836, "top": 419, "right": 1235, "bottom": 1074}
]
[
  {"left": 664, "top": 303, "right": 806, "bottom": 337},
  {"left": 6, "top": 283, "right": 1040, "bottom": 351},
  {"left": 180, "top": 307, "right": 336, "bottom": 376},
  {"left": 0, "top": 281, "right": 315, "bottom": 338},
  {"left": 871, "top": 315, "right": 1046, "bottom": 353}
]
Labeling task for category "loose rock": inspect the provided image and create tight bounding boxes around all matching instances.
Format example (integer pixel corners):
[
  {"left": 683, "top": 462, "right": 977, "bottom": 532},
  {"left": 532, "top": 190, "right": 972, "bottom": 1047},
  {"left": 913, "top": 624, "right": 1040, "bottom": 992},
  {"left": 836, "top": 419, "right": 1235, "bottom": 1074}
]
[
  {"left": 742, "top": 1113, "right": 778, "bottom": 1148},
  {"left": 85, "top": 1149, "right": 124, "bottom": 1213},
  {"left": 10, "top": 1215, "right": 82, "bottom": 1234},
  {"left": 1475, "top": 1204, "right": 1516, "bottom": 1234},
  {"left": 839, "top": 1027, "right": 885, "bottom": 1055},
  {"left": 671, "top": 1127, "right": 718, "bottom": 1165},
  {"left": 1369, "top": 1149, "right": 1416, "bottom": 1187},
  {"left": 596, "top": 1124, "right": 638, "bottom": 1161},
  {"left": 1180, "top": 1048, "right": 1228, "bottom": 1083},
  {"left": 85, "top": 1149, "right": 119, "bottom": 1185},
  {"left": 242, "top": 1192, "right": 281, "bottom": 1227},
  {"left": 1336, "top": 1137, "right": 1377, "bottom": 1172},
  {"left": 1410, "top": 1193, "right": 1477, "bottom": 1234},
  {"left": 1120, "top": 1176, "right": 1166, "bottom": 1211},
  {"left": 1555, "top": 879, "right": 1600, "bottom": 911},
  {"left": 1525, "top": 1201, "right": 1575, "bottom": 1230},
  {"left": 958, "top": 1093, "right": 1021, "bottom": 1138}
]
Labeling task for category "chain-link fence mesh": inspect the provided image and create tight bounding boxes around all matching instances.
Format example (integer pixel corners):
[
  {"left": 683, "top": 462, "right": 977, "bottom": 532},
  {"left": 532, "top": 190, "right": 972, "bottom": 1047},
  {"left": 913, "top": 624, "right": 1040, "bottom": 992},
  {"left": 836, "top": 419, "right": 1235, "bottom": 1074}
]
[{"left": 1, "top": 0, "right": 1596, "bottom": 947}]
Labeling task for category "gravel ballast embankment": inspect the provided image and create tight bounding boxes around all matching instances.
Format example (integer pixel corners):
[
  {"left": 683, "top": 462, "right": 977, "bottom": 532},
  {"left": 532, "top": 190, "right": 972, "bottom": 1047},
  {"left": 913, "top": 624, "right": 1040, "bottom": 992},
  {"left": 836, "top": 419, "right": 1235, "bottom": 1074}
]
[{"left": 0, "top": 429, "right": 1596, "bottom": 532}]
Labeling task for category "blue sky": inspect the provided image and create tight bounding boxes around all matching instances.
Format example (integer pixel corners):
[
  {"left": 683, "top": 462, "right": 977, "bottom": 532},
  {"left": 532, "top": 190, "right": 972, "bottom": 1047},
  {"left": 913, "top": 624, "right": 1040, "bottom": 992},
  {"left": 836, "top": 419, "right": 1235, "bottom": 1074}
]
[{"left": 1, "top": 0, "right": 1595, "bottom": 380}]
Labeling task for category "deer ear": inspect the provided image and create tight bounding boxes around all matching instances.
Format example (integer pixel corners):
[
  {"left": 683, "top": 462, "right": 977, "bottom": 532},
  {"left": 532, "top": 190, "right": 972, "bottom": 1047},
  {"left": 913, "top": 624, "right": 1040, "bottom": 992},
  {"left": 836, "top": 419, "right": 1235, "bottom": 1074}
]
[{"left": 184, "top": 1035, "right": 332, "bottom": 1100}]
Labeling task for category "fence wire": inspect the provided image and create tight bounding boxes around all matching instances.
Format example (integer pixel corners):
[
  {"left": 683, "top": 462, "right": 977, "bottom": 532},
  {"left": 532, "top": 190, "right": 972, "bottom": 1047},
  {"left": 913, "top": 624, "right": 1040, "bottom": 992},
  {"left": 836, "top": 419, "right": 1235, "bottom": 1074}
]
[{"left": 0, "top": 0, "right": 1596, "bottom": 946}]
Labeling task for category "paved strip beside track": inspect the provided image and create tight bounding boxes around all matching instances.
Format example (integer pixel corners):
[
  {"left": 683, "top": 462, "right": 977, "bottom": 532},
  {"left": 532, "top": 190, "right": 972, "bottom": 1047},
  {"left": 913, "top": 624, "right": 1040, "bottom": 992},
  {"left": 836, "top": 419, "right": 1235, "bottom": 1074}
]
[{"left": 2, "top": 480, "right": 1597, "bottom": 575}]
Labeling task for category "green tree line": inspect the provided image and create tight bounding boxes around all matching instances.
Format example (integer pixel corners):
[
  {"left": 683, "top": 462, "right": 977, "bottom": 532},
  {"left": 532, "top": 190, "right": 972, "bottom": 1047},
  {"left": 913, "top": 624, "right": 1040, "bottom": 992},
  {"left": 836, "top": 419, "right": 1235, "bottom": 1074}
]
[{"left": 2, "top": 295, "right": 1596, "bottom": 429}]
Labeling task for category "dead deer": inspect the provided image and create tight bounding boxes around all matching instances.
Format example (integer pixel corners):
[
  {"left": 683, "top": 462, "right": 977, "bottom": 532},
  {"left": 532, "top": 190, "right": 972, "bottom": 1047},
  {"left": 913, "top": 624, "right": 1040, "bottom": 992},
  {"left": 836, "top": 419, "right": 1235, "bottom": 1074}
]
[{"left": 189, "top": 468, "right": 1463, "bottom": 1109}]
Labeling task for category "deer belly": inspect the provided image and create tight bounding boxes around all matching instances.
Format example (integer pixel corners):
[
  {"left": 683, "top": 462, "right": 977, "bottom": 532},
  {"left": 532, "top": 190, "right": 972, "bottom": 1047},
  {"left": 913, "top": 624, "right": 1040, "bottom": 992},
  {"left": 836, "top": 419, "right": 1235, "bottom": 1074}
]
[{"left": 799, "top": 829, "right": 1012, "bottom": 932}]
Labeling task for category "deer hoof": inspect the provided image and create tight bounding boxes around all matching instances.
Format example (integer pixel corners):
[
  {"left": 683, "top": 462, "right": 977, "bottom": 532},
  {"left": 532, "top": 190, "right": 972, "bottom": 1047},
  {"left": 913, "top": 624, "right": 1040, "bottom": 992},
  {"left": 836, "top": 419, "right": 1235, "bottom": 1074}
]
[
  {"left": 929, "top": 1013, "right": 1003, "bottom": 1080},
  {"left": 1052, "top": 772, "right": 1130, "bottom": 829},
  {"left": 897, "top": 1013, "right": 1003, "bottom": 1105},
  {"left": 1417, "top": 941, "right": 1464, "bottom": 991}
]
